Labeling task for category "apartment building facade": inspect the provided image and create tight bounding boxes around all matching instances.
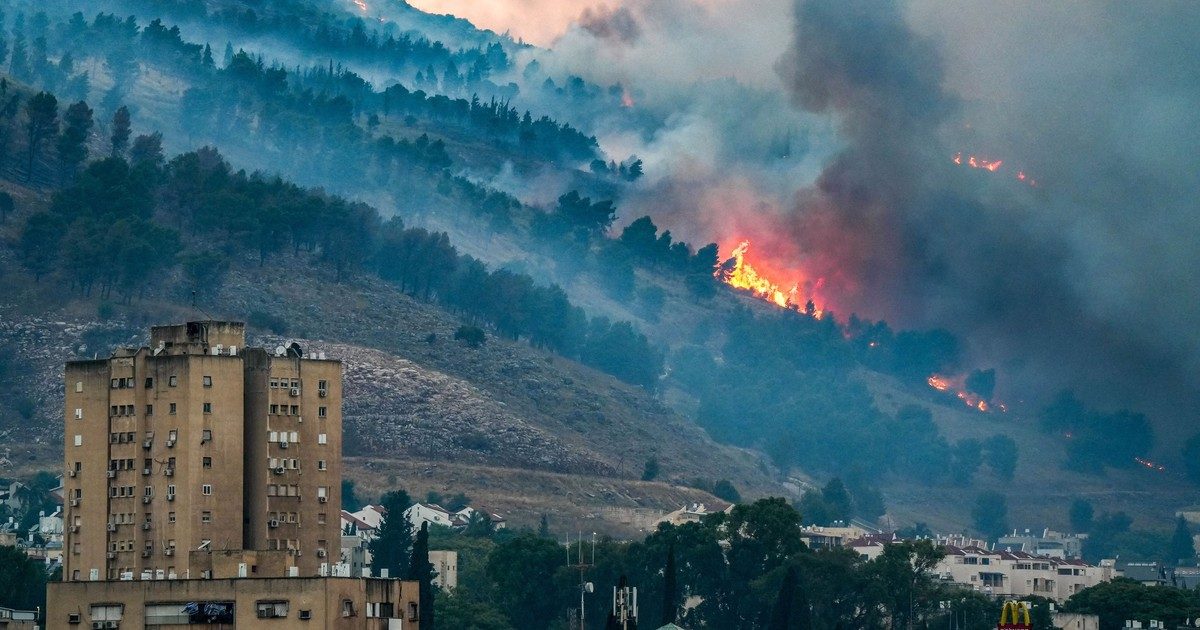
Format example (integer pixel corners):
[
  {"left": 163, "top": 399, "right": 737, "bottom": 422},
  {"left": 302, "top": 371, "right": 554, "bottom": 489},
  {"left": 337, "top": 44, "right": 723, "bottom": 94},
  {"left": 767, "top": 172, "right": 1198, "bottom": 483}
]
[{"left": 60, "top": 321, "right": 342, "bottom": 581}]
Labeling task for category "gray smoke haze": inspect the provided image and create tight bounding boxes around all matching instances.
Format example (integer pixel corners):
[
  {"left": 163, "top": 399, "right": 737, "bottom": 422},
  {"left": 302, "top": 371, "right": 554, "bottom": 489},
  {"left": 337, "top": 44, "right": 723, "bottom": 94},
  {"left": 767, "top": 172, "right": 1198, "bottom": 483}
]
[{"left": 774, "top": 0, "right": 1200, "bottom": 440}]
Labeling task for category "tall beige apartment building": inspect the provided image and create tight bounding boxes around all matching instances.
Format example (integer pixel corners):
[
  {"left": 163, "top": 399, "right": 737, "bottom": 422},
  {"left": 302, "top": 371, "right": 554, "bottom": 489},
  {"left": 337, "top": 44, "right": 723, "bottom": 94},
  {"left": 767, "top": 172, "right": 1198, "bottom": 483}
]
[{"left": 60, "top": 321, "right": 343, "bottom": 581}]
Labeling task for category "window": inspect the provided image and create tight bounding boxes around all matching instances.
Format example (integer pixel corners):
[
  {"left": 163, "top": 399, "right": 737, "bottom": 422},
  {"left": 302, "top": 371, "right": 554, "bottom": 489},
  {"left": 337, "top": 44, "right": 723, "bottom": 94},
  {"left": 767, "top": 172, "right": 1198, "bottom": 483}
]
[
  {"left": 318, "top": 433, "right": 328, "bottom": 445},
  {"left": 317, "top": 513, "right": 327, "bottom": 525},
  {"left": 270, "top": 379, "right": 278, "bottom": 389},
  {"left": 289, "top": 405, "right": 299, "bottom": 415},
  {"left": 202, "top": 484, "right": 213, "bottom": 495},
  {"left": 75, "top": 381, "right": 83, "bottom": 393},
  {"left": 256, "top": 601, "right": 289, "bottom": 618},
  {"left": 145, "top": 377, "right": 154, "bottom": 388},
  {"left": 318, "top": 406, "right": 327, "bottom": 418},
  {"left": 318, "top": 379, "right": 328, "bottom": 390},
  {"left": 290, "top": 431, "right": 299, "bottom": 443},
  {"left": 291, "top": 379, "right": 300, "bottom": 388},
  {"left": 74, "top": 408, "right": 82, "bottom": 419},
  {"left": 203, "top": 376, "right": 213, "bottom": 387},
  {"left": 169, "top": 403, "right": 177, "bottom": 415},
  {"left": 203, "top": 457, "right": 213, "bottom": 469},
  {"left": 317, "top": 460, "right": 327, "bottom": 471},
  {"left": 168, "top": 429, "right": 178, "bottom": 443},
  {"left": 342, "top": 600, "right": 355, "bottom": 618},
  {"left": 144, "top": 486, "right": 153, "bottom": 497},
  {"left": 270, "top": 404, "right": 279, "bottom": 415},
  {"left": 168, "top": 512, "right": 176, "bottom": 523},
  {"left": 146, "top": 404, "right": 153, "bottom": 416},
  {"left": 203, "top": 402, "right": 212, "bottom": 413},
  {"left": 317, "top": 486, "right": 328, "bottom": 499},
  {"left": 201, "top": 429, "right": 213, "bottom": 443},
  {"left": 74, "top": 434, "right": 82, "bottom": 447},
  {"left": 169, "top": 375, "right": 178, "bottom": 387},
  {"left": 201, "top": 511, "right": 212, "bottom": 524}
]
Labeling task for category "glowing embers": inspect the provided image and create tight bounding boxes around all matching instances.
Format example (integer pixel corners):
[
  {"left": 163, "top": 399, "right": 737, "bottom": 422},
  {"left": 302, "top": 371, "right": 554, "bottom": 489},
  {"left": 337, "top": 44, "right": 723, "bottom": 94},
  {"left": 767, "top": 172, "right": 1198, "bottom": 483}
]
[
  {"left": 716, "top": 241, "right": 824, "bottom": 317},
  {"left": 927, "top": 373, "right": 1007, "bottom": 413},
  {"left": 952, "top": 152, "right": 1037, "bottom": 186}
]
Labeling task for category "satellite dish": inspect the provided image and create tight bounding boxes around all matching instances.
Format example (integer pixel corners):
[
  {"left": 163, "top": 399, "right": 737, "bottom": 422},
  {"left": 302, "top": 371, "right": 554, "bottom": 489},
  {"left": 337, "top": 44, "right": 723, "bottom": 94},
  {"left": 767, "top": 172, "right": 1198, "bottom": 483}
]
[
  {"left": 274, "top": 345, "right": 286, "bottom": 356},
  {"left": 584, "top": 582, "right": 594, "bottom": 593}
]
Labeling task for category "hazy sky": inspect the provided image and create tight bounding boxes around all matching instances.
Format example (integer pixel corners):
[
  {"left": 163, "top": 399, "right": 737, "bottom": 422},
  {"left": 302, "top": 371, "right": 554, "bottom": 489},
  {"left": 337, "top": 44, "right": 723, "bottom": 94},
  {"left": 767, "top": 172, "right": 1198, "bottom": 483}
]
[{"left": 405, "top": 0, "right": 610, "bottom": 45}]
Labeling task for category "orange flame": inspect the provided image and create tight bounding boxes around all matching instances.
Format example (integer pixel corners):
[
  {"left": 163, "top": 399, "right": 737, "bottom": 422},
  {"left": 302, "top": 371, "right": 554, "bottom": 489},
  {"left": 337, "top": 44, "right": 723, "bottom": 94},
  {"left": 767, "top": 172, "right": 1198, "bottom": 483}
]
[
  {"left": 927, "top": 373, "right": 1006, "bottom": 413},
  {"left": 954, "top": 152, "right": 1036, "bottom": 186},
  {"left": 1134, "top": 457, "right": 1165, "bottom": 472},
  {"left": 353, "top": 0, "right": 368, "bottom": 11},
  {"left": 717, "top": 241, "right": 823, "bottom": 317}
]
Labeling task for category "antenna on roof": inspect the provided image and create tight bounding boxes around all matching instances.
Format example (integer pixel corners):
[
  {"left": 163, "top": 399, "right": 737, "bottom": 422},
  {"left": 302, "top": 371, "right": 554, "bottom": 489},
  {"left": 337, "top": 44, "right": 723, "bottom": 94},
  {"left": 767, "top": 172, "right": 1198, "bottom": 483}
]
[{"left": 190, "top": 290, "right": 217, "bottom": 323}]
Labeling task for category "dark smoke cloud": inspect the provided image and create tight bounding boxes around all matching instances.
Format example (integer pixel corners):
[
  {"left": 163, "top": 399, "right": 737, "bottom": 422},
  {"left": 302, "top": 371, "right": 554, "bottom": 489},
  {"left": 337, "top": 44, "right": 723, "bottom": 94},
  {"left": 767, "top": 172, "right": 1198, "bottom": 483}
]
[
  {"left": 776, "top": 0, "right": 1200, "bottom": 443},
  {"left": 579, "top": 6, "right": 642, "bottom": 43}
]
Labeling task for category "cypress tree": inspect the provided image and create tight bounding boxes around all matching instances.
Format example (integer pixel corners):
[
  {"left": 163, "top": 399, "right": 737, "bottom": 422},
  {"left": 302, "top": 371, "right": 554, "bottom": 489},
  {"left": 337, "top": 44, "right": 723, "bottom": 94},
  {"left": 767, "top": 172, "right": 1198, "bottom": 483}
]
[
  {"left": 661, "top": 543, "right": 678, "bottom": 625},
  {"left": 407, "top": 521, "right": 434, "bottom": 630},
  {"left": 768, "top": 566, "right": 811, "bottom": 630}
]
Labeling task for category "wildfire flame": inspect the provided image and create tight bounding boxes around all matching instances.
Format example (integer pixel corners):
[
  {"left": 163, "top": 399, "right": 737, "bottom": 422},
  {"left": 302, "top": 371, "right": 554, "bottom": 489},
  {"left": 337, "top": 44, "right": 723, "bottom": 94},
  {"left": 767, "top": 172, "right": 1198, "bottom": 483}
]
[
  {"left": 927, "top": 373, "right": 1007, "bottom": 413},
  {"left": 620, "top": 87, "right": 635, "bottom": 109},
  {"left": 1134, "top": 457, "right": 1165, "bottom": 472},
  {"left": 353, "top": 0, "right": 368, "bottom": 11},
  {"left": 717, "top": 241, "right": 823, "bottom": 317},
  {"left": 953, "top": 152, "right": 1036, "bottom": 186}
]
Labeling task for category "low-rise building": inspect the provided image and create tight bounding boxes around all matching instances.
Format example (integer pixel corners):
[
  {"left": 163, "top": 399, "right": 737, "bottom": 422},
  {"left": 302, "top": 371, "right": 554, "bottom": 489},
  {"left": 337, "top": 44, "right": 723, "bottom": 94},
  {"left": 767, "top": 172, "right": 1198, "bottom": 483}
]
[
  {"left": 934, "top": 545, "right": 1113, "bottom": 601},
  {"left": 997, "top": 528, "right": 1086, "bottom": 558},
  {"left": 657, "top": 502, "right": 732, "bottom": 527},
  {"left": 0, "top": 605, "right": 39, "bottom": 629},
  {"left": 47, "top": 576, "right": 421, "bottom": 628},
  {"left": 404, "top": 503, "right": 456, "bottom": 530},
  {"left": 1053, "top": 612, "right": 1099, "bottom": 630},
  {"left": 429, "top": 550, "right": 459, "bottom": 591}
]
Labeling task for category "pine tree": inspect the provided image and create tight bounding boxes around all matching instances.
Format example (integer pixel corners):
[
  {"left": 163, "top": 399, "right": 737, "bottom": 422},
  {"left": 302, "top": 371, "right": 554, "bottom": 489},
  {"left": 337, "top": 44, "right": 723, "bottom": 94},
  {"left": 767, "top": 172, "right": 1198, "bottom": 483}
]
[
  {"left": 367, "top": 490, "right": 414, "bottom": 579},
  {"left": 407, "top": 522, "right": 434, "bottom": 630},
  {"left": 202, "top": 43, "right": 215, "bottom": 67},
  {"left": 1169, "top": 516, "right": 1196, "bottom": 566},
  {"left": 538, "top": 514, "right": 551, "bottom": 538},
  {"left": 23, "top": 91, "right": 58, "bottom": 181},
  {"left": 57, "top": 100, "right": 93, "bottom": 183},
  {"left": 110, "top": 106, "right": 131, "bottom": 157},
  {"left": 662, "top": 543, "right": 678, "bottom": 625}
]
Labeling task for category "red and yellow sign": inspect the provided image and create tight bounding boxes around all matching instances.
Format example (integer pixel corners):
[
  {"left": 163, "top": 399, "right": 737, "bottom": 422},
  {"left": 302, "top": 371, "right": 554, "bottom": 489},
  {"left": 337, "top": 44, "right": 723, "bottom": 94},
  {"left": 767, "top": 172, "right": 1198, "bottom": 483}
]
[{"left": 997, "top": 600, "right": 1031, "bottom": 629}]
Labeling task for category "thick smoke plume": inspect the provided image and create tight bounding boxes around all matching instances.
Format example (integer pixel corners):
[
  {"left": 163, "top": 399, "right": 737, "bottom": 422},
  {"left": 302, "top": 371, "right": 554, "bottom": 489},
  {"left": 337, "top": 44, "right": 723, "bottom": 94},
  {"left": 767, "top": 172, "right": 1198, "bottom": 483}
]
[{"left": 774, "top": 0, "right": 1200, "bottom": 440}]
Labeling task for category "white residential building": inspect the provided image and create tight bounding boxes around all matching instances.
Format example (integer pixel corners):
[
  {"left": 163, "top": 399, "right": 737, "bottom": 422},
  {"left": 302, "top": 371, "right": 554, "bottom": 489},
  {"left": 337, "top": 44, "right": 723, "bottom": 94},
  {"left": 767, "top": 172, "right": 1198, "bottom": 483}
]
[
  {"left": 405, "top": 503, "right": 456, "bottom": 530},
  {"left": 934, "top": 545, "right": 1114, "bottom": 602}
]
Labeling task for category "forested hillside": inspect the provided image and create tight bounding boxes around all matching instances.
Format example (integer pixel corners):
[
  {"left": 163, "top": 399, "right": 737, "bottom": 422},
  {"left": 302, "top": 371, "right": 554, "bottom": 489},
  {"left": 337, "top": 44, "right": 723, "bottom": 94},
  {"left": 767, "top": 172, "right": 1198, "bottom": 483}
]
[{"left": 0, "top": 1, "right": 1191, "bottom": 545}]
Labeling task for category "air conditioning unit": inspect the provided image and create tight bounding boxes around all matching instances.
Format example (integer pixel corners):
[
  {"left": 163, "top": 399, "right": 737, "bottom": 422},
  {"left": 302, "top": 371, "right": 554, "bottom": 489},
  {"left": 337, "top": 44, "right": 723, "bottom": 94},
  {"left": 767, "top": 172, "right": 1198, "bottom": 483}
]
[
  {"left": 69, "top": 613, "right": 81, "bottom": 624},
  {"left": 318, "top": 389, "right": 328, "bottom": 397},
  {"left": 106, "top": 552, "right": 116, "bottom": 560},
  {"left": 290, "top": 388, "right": 301, "bottom": 397},
  {"left": 142, "top": 550, "right": 151, "bottom": 558},
  {"left": 142, "top": 522, "right": 151, "bottom": 531},
  {"left": 142, "top": 468, "right": 151, "bottom": 476},
  {"left": 316, "top": 549, "right": 327, "bottom": 558},
  {"left": 318, "top": 496, "right": 328, "bottom": 503},
  {"left": 274, "top": 467, "right": 285, "bottom": 475},
  {"left": 280, "top": 441, "right": 289, "bottom": 449},
  {"left": 107, "top": 470, "right": 116, "bottom": 479},
  {"left": 106, "top": 621, "right": 120, "bottom": 629},
  {"left": 70, "top": 525, "right": 80, "bottom": 533},
  {"left": 142, "top": 496, "right": 152, "bottom": 504},
  {"left": 298, "top": 610, "right": 312, "bottom": 620},
  {"left": 70, "top": 498, "right": 80, "bottom": 507},
  {"left": 257, "top": 609, "right": 272, "bottom": 619},
  {"left": 92, "top": 622, "right": 105, "bottom": 630},
  {"left": 167, "top": 494, "right": 176, "bottom": 502},
  {"left": 107, "top": 523, "right": 117, "bottom": 532},
  {"left": 69, "top": 469, "right": 78, "bottom": 477},
  {"left": 143, "top": 440, "right": 152, "bottom": 449},
  {"left": 269, "top": 519, "right": 280, "bottom": 529},
  {"left": 166, "top": 439, "right": 176, "bottom": 448},
  {"left": 164, "top": 549, "right": 175, "bottom": 557},
  {"left": 165, "top": 468, "right": 175, "bottom": 477}
]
